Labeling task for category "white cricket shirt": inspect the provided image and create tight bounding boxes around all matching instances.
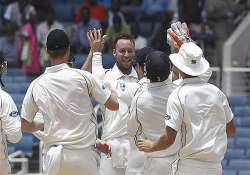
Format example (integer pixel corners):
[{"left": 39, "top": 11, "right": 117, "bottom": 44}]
[
  {"left": 165, "top": 77, "right": 234, "bottom": 163},
  {"left": 21, "top": 63, "right": 111, "bottom": 149},
  {"left": 92, "top": 53, "right": 139, "bottom": 140},
  {"left": 127, "top": 79, "right": 180, "bottom": 157},
  {"left": 0, "top": 88, "right": 22, "bottom": 159}
]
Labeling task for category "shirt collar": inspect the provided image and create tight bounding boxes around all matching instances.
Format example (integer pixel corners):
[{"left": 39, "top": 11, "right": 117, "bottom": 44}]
[
  {"left": 180, "top": 77, "right": 204, "bottom": 85},
  {"left": 111, "top": 64, "right": 138, "bottom": 80},
  {"left": 148, "top": 78, "right": 172, "bottom": 88},
  {"left": 44, "top": 63, "right": 70, "bottom": 74}
]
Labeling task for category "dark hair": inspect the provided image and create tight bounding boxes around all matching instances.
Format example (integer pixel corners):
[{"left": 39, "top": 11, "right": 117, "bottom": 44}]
[
  {"left": 145, "top": 51, "right": 170, "bottom": 82},
  {"left": 113, "top": 33, "right": 135, "bottom": 49},
  {"left": 135, "top": 47, "right": 154, "bottom": 67},
  {"left": 47, "top": 47, "right": 69, "bottom": 58}
]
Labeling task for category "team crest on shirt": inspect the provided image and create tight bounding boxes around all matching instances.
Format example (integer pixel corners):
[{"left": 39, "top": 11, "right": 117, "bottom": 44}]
[
  {"left": 119, "top": 82, "right": 126, "bottom": 91},
  {"left": 9, "top": 111, "right": 20, "bottom": 118},
  {"left": 164, "top": 113, "right": 171, "bottom": 120}
]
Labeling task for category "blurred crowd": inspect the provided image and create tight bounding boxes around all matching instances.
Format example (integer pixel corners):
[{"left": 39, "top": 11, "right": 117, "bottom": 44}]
[{"left": 0, "top": 0, "right": 249, "bottom": 75}]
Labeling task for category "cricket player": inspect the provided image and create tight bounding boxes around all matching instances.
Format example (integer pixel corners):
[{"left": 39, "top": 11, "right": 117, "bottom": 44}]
[
  {"left": 137, "top": 42, "right": 236, "bottom": 175},
  {"left": 0, "top": 52, "right": 22, "bottom": 175},
  {"left": 128, "top": 50, "right": 181, "bottom": 175},
  {"left": 21, "top": 29, "right": 119, "bottom": 175},
  {"left": 88, "top": 29, "right": 139, "bottom": 175}
]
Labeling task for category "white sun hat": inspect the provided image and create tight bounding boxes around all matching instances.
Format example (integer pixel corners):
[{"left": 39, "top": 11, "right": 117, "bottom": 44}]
[{"left": 169, "top": 42, "right": 209, "bottom": 76}]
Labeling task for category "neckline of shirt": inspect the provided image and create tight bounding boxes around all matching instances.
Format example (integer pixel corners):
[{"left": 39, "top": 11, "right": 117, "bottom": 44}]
[
  {"left": 111, "top": 64, "right": 138, "bottom": 80},
  {"left": 44, "top": 63, "right": 69, "bottom": 74}
]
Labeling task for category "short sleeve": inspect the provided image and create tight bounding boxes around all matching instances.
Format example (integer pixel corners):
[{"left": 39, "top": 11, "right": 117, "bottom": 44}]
[
  {"left": 85, "top": 72, "right": 111, "bottom": 105},
  {"left": 0, "top": 93, "right": 22, "bottom": 143},
  {"left": 165, "top": 91, "right": 183, "bottom": 132},
  {"left": 21, "top": 81, "right": 39, "bottom": 122}
]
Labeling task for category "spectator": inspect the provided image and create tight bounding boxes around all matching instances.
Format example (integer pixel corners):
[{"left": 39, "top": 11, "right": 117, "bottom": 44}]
[
  {"left": 36, "top": 8, "right": 64, "bottom": 69},
  {"left": 75, "top": 0, "right": 107, "bottom": 24},
  {"left": 108, "top": 0, "right": 127, "bottom": 27},
  {"left": 178, "top": 0, "right": 205, "bottom": 25},
  {"left": 205, "top": 0, "right": 244, "bottom": 66},
  {"left": 149, "top": 12, "right": 172, "bottom": 52},
  {"left": 141, "top": 0, "right": 170, "bottom": 19},
  {"left": 106, "top": 15, "right": 131, "bottom": 51},
  {"left": 4, "top": 0, "right": 36, "bottom": 26},
  {"left": 19, "top": 11, "right": 40, "bottom": 74},
  {"left": 0, "top": 22, "right": 19, "bottom": 67},
  {"left": 131, "top": 22, "right": 147, "bottom": 50},
  {"left": 72, "top": 6, "right": 101, "bottom": 53}
]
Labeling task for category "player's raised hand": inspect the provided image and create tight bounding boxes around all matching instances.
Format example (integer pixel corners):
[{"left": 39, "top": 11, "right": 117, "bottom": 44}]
[
  {"left": 87, "top": 28, "right": 107, "bottom": 53},
  {"left": 167, "top": 21, "right": 192, "bottom": 53}
]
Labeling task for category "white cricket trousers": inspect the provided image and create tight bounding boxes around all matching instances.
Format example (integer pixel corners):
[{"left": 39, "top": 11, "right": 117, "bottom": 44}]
[
  {"left": 99, "top": 138, "right": 130, "bottom": 175},
  {"left": 144, "top": 155, "right": 176, "bottom": 175},
  {"left": 43, "top": 146, "right": 99, "bottom": 175},
  {"left": 174, "top": 159, "right": 222, "bottom": 175},
  {"left": 0, "top": 159, "right": 11, "bottom": 175},
  {"left": 125, "top": 140, "right": 145, "bottom": 175}
]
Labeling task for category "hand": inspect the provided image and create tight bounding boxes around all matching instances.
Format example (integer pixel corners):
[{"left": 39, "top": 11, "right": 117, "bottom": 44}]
[
  {"left": 87, "top": 28, "right": 107, "bottom": 53},
  {"left": 34, "top": 122, "right": 44, "bottom": 132},
  {"left": 137, "top": 139, "right": 154, "bottom": 152},
  {"left": 95, "top": 140, "right": 111, "bottom": 156},
  {"left": 167, "top": 21, "right": 192, "bottom": 53}
]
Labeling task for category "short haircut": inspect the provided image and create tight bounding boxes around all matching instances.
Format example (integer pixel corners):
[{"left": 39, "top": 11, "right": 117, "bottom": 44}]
[
  {"left": 47, "top": 47, "right": 69, "bottom": 58},
  {"left": 113, "top": 33, "right": 135, "bottom": 49}
]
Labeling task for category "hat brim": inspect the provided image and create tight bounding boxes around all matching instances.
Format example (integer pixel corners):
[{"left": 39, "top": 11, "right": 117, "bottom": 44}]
[{"left": 170, "top": 53, "right": 210, "bottom": 76}]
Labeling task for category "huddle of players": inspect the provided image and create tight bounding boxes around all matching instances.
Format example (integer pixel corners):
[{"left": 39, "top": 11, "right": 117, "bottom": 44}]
[{"left": 0, "top": 21, "right": 235, "bottom": 175}]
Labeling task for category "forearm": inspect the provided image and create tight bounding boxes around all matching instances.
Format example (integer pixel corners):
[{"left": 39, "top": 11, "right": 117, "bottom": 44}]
[
  {"left": 151, "top": 133, "right": 174, "bottom": 152},
  {"left": 81, "top": 51, "right": 93, "bottom": 72},
  {"left": 92, "top": 52, "right": 107, "bottom": 80}
]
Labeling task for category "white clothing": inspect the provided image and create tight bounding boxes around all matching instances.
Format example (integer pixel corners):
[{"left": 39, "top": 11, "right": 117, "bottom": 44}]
[
  {"left": 92, "top": 52, "right": 139, "bottom": 140},
  {"left": 100, "top": 153, "right": 126, "bottom": 175},
  {"left": 128, "top": 79, "right": 179, "bottom": 157},
  {"left": 165, "top": 77, "right": 233, "bottom": 164},
  {"left": 55, "top": 146, "right": 99, "bottom": 175},
  {"left": 0, "top": 87, "right": 22, "bottom": 175},
  {"left": 174, "top": 159, "right": 222, "bottom": 175},
  {"left": 43, "top": 145, "right": 63, "bottom": 175},
  {"left": 144, "top": 155, "right": 176, "bottom": 175},
  {"left": 37, "top": 21, "right": 64, "bottom": 45},
  {"left": 135, "top": 36, "right": 147, "bottom": 50},
  {"left": 92, "top": 52, "right": 139, "bottom": 175},
  {"left": 0, "top": 159, "right": 11, "bottom": 175},
  {"left": 4, "top": 2, "right": 36, "bottom": 25},
  {"left": 21, "top": 63, "right": 111, "bottom": 149},
  {"left": 125, "top": 139, "right": 145, "bottom": 175}
]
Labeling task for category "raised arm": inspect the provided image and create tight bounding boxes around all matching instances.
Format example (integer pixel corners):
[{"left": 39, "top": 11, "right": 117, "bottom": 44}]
[
  {"left": 81, "top": 50, "right": 93, "bottom": 72},
  {"left": 84, "top": 29, "right": 108, "bottom": 80}
]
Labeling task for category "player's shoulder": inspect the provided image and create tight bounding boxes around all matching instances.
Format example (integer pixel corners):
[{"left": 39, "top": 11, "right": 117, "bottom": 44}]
[{"left": 0, "top": 89, "right": 15, "bottom": 106}]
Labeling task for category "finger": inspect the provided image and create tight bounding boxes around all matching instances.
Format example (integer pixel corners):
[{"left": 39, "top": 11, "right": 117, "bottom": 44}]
[
  {"left": 171, "top": 22, "right": 182, "bottom": 37},
  {"left": 97, "top": 29, "right": 102, "bottom": 40},
  {"left": 93, "top": 28, "right": 98, "bottom": 40},
  {"left": 87, "top": 31, "right": 91, "bottom": 42},
  {"left": 167, "top": 28, "right": 182, "bottom": 47},
  {"left": 181, "top": 22, "right": 190, "bottom": 36},
  {"left": 89, "top": 30, "right": 95, "bottom": 41}
]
